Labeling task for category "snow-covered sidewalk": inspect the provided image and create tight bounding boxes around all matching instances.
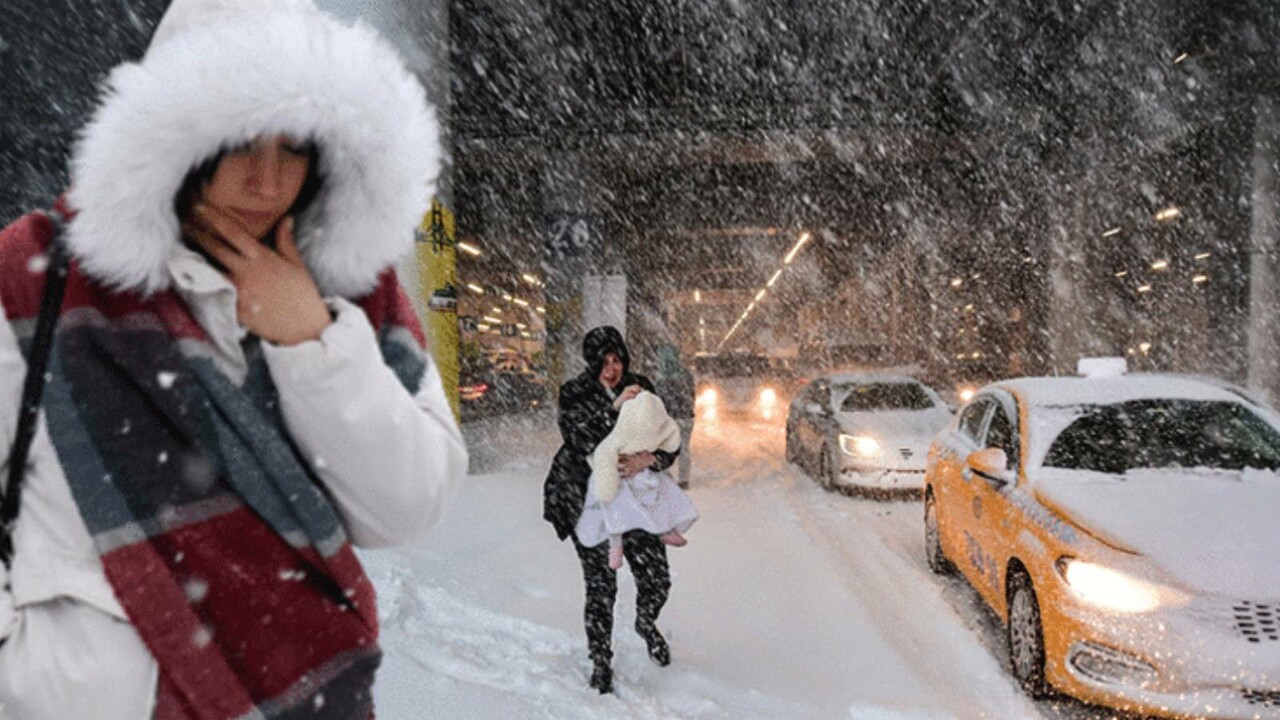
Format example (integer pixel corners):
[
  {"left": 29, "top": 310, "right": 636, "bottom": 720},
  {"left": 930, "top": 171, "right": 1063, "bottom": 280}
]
[{"left": 362, "top": 413, "right": 1067, "bottom": 719}]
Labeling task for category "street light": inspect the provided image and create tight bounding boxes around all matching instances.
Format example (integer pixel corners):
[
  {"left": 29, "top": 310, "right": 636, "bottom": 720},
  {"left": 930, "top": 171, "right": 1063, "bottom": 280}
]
[{"left": 783, "top": 232, "right": 811, "bottom": 265}]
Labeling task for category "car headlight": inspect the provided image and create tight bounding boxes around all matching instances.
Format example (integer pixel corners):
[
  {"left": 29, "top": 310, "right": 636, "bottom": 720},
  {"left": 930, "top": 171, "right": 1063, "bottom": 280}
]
[
  {"left": 1055, "top": 558, "right": 1184, "bottom": 614},
  {"left": 839, "top": 434, "right": 881, "bottom": 458},
  {"left": 958, "top": 386, "right": 977, "bottom": 403},
  {"left": 759, "top": 387, "right": 777, "bottom": 407},
  {"left": 697, "top": 387, "right": 718, "bottom": 406}
]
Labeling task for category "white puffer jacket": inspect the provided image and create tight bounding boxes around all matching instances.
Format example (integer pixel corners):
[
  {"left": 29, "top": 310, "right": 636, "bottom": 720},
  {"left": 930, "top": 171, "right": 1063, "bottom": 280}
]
[{"left": 0, "top": 0, "right": 465, "bottom": 717}]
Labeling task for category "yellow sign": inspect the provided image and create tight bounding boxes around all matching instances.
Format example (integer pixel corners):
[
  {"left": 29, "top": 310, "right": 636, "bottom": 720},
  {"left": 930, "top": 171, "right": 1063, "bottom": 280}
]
[{"left": 417, "top": 198, "right": 460, "bottom": 419}]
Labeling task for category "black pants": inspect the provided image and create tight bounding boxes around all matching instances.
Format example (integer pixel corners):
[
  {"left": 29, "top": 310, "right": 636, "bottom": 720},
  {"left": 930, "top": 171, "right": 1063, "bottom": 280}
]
[{"left": 572, "top": 530, "right": 671, "bottom": 664}]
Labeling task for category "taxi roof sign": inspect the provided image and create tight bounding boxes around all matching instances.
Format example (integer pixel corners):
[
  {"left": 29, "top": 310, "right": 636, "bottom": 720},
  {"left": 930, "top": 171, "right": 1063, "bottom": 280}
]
[{"left": 1077, "top": 357, "right": 1128, "bottom": 378}]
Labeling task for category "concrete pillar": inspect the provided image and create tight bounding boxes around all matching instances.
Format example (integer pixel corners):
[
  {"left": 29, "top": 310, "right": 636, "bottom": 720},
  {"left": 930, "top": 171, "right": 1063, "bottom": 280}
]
[
  {"left": 1248, "top": 95, "right": 1280, "bottom": 403},
  {"left": 543, "top": 153, "right": 609, "bottom": 385}
]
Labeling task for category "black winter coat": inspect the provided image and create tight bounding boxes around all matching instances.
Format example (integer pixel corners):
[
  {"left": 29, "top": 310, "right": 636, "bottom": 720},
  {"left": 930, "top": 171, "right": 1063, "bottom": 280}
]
[{"left": 542, "top": 371, "right": 676, "bottom": 541}]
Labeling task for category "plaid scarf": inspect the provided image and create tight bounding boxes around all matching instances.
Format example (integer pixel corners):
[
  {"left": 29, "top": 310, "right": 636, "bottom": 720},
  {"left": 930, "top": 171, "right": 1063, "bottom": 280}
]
[{"left": 1, "top": 212, "right": 428, "bottom": 719}]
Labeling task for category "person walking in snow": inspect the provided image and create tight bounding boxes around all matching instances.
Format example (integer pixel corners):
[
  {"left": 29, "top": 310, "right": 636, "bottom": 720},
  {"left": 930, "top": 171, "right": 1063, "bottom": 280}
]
[
  {"left": 543, "top": 326, "right": 681, "bottom": 694},
  {"left": 0, "top": 1, "right": 468, "bottom": 717},
  {"left": 575, "top": 390, "right": 699, "bottom": 569},
  {"left": 651, "top": 343, "right": 696, "bottom": 488}
]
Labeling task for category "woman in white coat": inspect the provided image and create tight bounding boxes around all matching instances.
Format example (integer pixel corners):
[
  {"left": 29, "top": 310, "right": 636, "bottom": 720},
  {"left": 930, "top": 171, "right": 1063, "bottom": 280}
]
[{"left": 0, "top": 0, "right": 467, "bottom": 717}]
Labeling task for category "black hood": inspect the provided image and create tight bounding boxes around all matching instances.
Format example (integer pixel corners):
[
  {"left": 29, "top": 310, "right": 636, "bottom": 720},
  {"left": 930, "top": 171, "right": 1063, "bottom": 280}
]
[{"left": 582, "top": 326, "right": 630, "bottom": 379}]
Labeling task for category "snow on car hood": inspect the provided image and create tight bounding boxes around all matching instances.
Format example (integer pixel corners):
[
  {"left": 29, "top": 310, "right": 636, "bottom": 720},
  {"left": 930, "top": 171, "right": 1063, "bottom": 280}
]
[
  {"left": 1034, "top": 468, "right": 1280, "bottom": 599},
  {"left": 835, "top": 409, "right": 952, "bottom": 445}
]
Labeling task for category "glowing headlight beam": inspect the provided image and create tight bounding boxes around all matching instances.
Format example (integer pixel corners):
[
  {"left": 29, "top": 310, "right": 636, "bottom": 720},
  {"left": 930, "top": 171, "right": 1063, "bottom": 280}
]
[
  {"left": 1056, "top": 559, "right": 1171, "bottom": 614},
  {"left": 839, "top": 434, "right": 882, "bottom": 459}
]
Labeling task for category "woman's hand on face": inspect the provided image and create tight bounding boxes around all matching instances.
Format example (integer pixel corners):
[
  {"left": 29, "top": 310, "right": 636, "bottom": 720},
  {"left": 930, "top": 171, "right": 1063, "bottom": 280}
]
[
  {"left": 187, "top": 204, "right": 332, "bottom": 345},
  {"left": 617, "top": 451, "right": 655, "bottom": 480},
  {"left": 611, "top": 385, "right": 643, "bottom": 411}
]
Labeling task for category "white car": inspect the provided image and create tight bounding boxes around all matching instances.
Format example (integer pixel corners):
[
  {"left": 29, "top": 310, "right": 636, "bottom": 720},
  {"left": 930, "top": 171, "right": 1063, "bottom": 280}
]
[{"left": 786, "top": 374, "right": 952, "bottom": 495}]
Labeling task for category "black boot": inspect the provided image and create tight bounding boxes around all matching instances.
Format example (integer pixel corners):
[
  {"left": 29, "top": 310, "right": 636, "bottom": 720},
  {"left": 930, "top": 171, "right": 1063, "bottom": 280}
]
[
  {"left": 589, "top": 659, "right": 613, "bottom": 694},
  {"left": 636, "top": 621, "right": 670, "bottom": 667}
]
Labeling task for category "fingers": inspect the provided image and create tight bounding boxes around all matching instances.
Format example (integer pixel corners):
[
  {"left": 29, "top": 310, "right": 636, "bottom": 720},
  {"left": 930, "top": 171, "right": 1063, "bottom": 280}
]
[
  {"left": 275, "top": 217, "right": 304, "bottom": 266},
  {"left": 185, "top": 220, "right": 246, "bottom": 274},
  {"left": 193, "top": 204, "right": 261, "bottom": 261}
]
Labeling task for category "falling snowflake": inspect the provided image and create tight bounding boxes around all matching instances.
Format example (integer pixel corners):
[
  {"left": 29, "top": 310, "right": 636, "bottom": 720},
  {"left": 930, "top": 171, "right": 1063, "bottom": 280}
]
[{"left": 184, "top": 577, "right": 210, "bottom": 603}]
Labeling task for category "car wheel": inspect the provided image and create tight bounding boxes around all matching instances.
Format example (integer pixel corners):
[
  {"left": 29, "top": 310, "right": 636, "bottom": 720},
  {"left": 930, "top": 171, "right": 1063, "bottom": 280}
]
[
  {"left": 924, "top": 491, "right": 954, "bottom": 575},
  {"left": 1007, "top": 569, "right": 1051, "bottom": 698}
]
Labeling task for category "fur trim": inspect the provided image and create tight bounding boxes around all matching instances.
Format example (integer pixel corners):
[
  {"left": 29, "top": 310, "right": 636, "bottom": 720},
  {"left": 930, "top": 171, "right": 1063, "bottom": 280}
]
[
  {"left": 590, "top": 392, "right": 682, "bottom": 504},
  {"left": 67, "top": 6, "right": 439, "bottom": 297}
]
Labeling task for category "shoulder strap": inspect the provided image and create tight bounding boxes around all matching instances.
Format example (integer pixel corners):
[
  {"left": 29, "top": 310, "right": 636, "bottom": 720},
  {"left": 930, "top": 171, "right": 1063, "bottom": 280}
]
[{"left": 1, "top": 212, "right": 70, "bottom": 567}]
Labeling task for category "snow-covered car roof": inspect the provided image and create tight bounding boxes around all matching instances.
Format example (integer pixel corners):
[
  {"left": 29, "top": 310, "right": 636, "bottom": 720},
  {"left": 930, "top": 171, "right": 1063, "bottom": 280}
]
[
  {"left": 995, "top": 376, "right": 1244, "bottom": 408},
  {"left": 817, "top": 373, "right": 929, "bottom": 388}
]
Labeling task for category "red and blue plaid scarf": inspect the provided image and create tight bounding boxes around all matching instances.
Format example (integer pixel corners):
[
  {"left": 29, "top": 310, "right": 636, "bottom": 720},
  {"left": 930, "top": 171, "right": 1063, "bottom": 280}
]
[{"left": 1, "top": 211, "right": 429, "bottom": 719}]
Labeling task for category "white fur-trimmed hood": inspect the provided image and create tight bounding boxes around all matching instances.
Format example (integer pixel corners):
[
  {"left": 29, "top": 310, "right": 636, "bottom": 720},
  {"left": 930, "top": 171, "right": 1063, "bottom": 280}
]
[{"left": 67, "top": 3, "right": 439, "bottom": 298}]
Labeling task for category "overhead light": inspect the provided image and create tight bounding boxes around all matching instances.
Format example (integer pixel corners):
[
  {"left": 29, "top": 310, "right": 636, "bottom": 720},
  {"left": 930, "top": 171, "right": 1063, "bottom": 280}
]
[
  {"left": 476, "top": 323, "right": 490, "bottom": 331},
  {"left": 1137, "top": 284, "right": 1153, "bottom": 294},
  {"left": 971, "top": 351, "right": 981, "bottom": 360},
  {"left": 491, "top": 307, "right": 503, "bottom": 314},
  {"left": 1173, "top": 52, "right": 1189, "bottom": 64},
  {"left": 1150, "top": 259, "right": 1169, "bottom": 271},
  {"left": 521, "top": 273, "right": 540, "bottom": 286},
  {"left": 964, "top": 304, "right": 975, "bottom": 312},
  {"left": 513, "top": 298, "right": 530, "bottom": 307},
  {"left": 521, "top": 331, "right": 531, "bottom": 338},
  {"left": 950, "top": 278, "right": 963, "bottom": 288},
  {"left": 516, "top": 322, "right": 527, "bottom": 329},
  {"left": 767, "top": 269, "right": 783, "bottom": 288},
  {"left": 695, "top": 290, "right": 702, "bottom": 303},
  {"left": 1139, "top": 342, "right": 1153, "bottom": 355},
  {"left": 466, "top": 283, "right": 485, "bottom": 294},
  {"left": 1155, "top": 206, "right": 1182, "bottom": 222},
  {"left": 1024, "top": 256, "right": 1034, "bottom": 264},
  {"left": 536, "top": 306, "right": 546, "bottom": 314},
  {"left": 482, "top": 315, "right": 502, "bottom": 324},
  {"left": 699, "top": 317, "right": 706, "bottom": 326},
  {"left": 971, "top": 273, "right": 981, "bottom": 280},
  {"left": 502, "top": 293, "right": 512, "bottom": 301},
  {"left": 457, "top": 241, "right": 481, "bottom": 256},
  {"left": 755, "top": 288, "right": 767, "bottom": 302},
  {"left": 783, "top": 232, "right": 811, "bottom": 265},
  {"left": 1102, "top": 227, "right": 1122, "bottom": 238},
  {"left": 1193, "top": 275, "right": 1209, "bottom": 285},
  {"left": 1195, "top": 252, "right": 1211, "bottom": 261},
  {"left": 1114, "top": 270, "right": 1129, "bottom": 278}
]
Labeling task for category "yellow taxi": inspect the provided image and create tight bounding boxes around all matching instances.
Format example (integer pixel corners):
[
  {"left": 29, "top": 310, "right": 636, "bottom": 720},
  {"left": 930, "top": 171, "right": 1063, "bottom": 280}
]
[{"left": 924, "top": 362, "right": 1280, "bottom": 719}]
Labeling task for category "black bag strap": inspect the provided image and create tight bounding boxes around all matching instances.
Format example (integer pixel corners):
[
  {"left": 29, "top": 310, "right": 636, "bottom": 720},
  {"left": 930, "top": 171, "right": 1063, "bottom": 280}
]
[{"left": 1, "top": 212, "right": 70, "bottom": 567}]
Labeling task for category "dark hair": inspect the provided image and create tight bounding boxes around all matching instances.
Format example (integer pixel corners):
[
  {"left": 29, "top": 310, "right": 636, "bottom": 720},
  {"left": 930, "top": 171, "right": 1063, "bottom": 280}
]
[{"left": 173, "top": 140, "right": 324, "bottom": 236}]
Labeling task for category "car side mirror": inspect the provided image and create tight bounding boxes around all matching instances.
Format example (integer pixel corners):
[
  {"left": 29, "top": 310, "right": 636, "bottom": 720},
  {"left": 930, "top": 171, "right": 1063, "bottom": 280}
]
[{"left": 966, "top": 448, "right": 1013, "bottom": 487}]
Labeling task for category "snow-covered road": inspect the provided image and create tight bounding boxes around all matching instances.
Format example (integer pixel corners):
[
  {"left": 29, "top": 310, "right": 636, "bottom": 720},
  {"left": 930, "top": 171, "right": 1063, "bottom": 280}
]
[{"left": 363, "top": 412, "right": 1125, "bottom": 719}]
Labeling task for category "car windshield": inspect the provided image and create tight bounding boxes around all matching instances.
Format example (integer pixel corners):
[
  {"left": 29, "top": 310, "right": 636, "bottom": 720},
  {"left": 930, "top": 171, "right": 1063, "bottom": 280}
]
[
  {"left": 837, "top": 383, "right": 936, "bottom": 412},
  {"left": 1044, "top": 400, "right": 1280, "bottom": 474},
  {"left": 695, "top": 355, "right": 773, "bottom": 378}
]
